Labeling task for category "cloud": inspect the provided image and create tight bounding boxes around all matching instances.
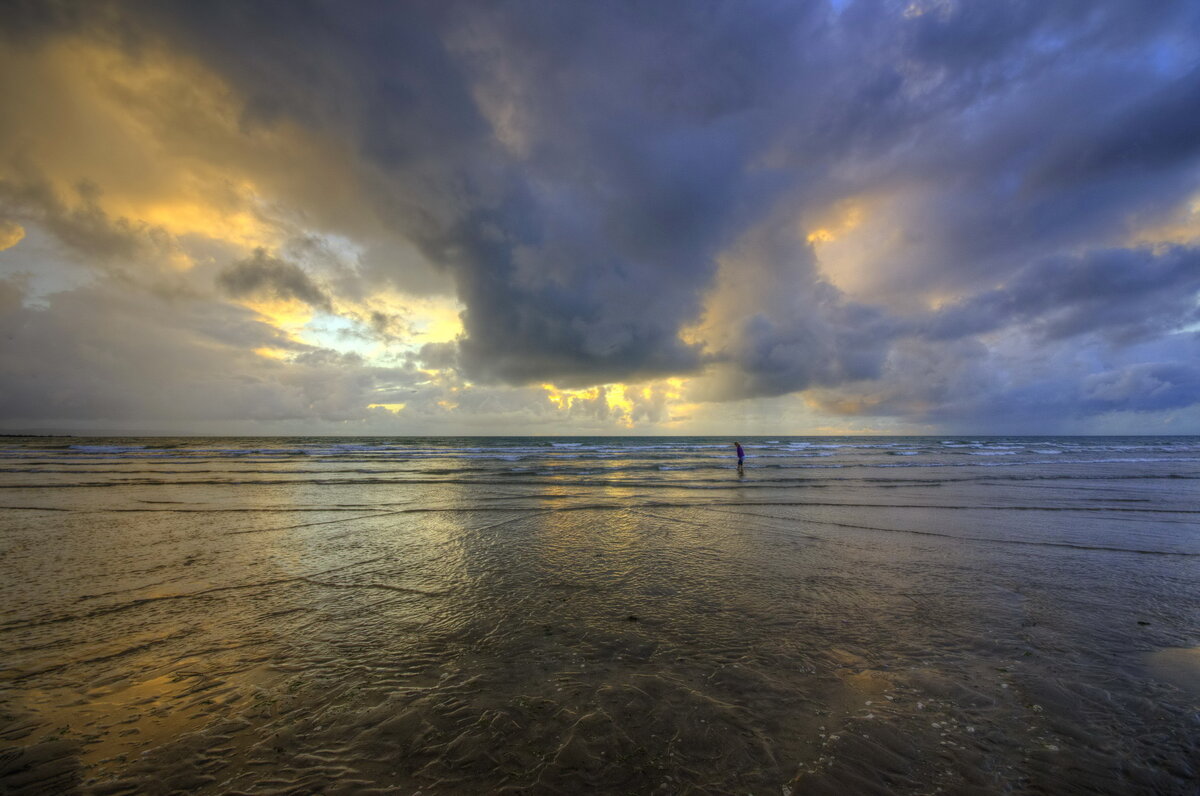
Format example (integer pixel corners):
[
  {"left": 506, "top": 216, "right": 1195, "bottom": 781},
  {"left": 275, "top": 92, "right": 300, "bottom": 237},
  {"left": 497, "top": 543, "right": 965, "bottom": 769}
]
[
  {"left": 217, "top": 248, "right": 332, "bottom": 312},
  {"left": 2, "top": 0, "right": 1200, "bottom": 432},
  {"left": 93, "top": 0, "right": 821, "bottom": 387},
  {"left": 1025, "top": 63, "right": 1200, "bottom": 193},
  {"left": 0, "top": 174, "right": 166, "bottom": 263},
  {"left": 805, "top": 330, "right": 1200, "bottom": 433},
  {"left": 669, "top": 205, "right": 907, "bottom": 406},
  {"left": 417, "top": 340, "right": 459, "bottom": 371},
  {"left": 804, "top": 2, "right": 1200, "bottom": 307},
  {"left": 0, "top": 220, "right": 22, "bottom": 250},
  {"left": 1083, "top": 362, "right": 1200, "bottom": 412},
  {"left": 0, "top": 272, "right": 427, "bottom": 429},
  {"left": 923, "top": 245, "right": 1200, "bottom": 344}
]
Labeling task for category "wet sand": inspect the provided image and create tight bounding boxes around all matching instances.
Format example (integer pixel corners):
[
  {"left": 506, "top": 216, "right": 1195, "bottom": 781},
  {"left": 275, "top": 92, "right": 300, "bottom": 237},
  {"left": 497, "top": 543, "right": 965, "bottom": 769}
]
[{"left": 1, "top": 436, "right": 1198, "bottom": 794}]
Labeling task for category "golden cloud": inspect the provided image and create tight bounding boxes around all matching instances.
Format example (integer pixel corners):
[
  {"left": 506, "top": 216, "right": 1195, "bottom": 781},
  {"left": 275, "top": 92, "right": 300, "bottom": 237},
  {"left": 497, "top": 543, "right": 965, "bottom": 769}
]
[
  {"left": 0, "top": 221, "right": 24, "bottom": 251},
  {"left": 0, "top": 35, "right": 372, "bottom": 260}
]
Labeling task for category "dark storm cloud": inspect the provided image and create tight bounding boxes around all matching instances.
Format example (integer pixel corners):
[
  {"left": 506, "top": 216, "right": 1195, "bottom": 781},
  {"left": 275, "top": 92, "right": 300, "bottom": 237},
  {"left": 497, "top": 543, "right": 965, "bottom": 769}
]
[
  {"left": 728, "top": 298, "right": 900, "bottom": 399},
  {"left": 1082, "top": 361, "right": 1200, "bottom": 413},
  {"left": 405, "top": 1, "right": 820, "bottom": 385},
  {"left": 76, "top": 0, "right": 828, "bottom": 385},
  {"left": 924, "top": 245, "right": 1200, "bottom": 344},
  {"left": 1025, "top": 64, "right": 1200, "bottom": 192},
  {"left": 217, "top": 248, "right": 333, "bottom": 312}
]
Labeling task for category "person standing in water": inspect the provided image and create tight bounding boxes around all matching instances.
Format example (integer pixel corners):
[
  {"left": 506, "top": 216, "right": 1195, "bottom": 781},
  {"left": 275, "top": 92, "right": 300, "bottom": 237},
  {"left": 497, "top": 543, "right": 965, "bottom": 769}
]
[{"left": 735, "top": 441, "right": 745, "bottom": 470}]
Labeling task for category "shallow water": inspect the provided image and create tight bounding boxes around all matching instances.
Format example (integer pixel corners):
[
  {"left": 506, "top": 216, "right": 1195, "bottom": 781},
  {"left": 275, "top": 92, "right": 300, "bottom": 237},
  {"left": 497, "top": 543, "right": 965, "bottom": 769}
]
[{"left": 1, "top": 435, "right": 1197, "bottom": 794}]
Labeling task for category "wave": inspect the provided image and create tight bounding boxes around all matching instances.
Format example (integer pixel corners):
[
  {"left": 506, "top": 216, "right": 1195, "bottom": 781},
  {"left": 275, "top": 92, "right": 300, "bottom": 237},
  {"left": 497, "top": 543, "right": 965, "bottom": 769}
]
[
  {"left": 67, "top": 445, "right": 149, "bottom": 453},
  {"left": 7, "top": 438, "right": 1199, "bottom": 469},
  {"left": 4, "top": 438, "right": 1199, "bottom": 498}
]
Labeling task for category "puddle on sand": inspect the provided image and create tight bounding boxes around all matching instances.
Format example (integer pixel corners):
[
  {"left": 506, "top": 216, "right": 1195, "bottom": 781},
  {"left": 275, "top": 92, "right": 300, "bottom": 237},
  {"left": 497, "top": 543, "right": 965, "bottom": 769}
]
[{"left": 1145, "top": 647, "right": 1200, "bottom": 701}]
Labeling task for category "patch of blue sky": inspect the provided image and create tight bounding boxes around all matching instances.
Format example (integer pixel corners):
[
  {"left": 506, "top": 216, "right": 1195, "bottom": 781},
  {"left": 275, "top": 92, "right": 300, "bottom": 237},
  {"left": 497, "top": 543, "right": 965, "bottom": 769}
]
[
  {"left": 0, "top": 225, "right": 96, "bottom": 306},
  {"left": 298, "top": 310, "right": 427, "bottom": 366},
  {"left": 299, "top": 312, "right": 384, "bottom": 360}
]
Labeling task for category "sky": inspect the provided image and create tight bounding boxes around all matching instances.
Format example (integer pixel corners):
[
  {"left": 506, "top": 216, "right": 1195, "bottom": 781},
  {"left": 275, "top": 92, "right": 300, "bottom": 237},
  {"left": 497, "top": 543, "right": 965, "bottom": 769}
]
[{"left": 2, "top": 0, "right": 1200, "bottom": 436}]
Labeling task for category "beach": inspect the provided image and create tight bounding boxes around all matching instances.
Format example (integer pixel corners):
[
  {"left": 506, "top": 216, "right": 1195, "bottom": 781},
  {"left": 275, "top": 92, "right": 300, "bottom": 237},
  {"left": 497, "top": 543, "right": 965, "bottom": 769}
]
[{"left": 1, "top": 436, "right": 1197, "bottom": 794}]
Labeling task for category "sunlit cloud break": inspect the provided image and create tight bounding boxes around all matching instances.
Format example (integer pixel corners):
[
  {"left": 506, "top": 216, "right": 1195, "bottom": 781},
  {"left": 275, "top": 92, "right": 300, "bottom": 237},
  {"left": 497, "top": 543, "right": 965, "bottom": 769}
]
[{"left": 1, "top": 0, "right": 1199, "bottom": 434}]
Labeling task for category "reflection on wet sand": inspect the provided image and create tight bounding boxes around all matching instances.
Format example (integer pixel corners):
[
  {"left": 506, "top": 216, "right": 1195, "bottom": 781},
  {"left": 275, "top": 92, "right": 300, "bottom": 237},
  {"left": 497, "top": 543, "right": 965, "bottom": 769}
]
[
  {"left": 1145, "top": 647, "right": 1200, "bottom": 700},
  {"left": 1, "top": 437, "right": 1198, "bottom": 794}
]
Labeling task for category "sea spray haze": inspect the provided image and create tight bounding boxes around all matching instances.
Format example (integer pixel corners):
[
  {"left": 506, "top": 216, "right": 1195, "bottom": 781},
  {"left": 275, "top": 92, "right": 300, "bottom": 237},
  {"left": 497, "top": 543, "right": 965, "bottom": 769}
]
[{"left": 1, "top": 435, "right": 1197, "bottom": 793}]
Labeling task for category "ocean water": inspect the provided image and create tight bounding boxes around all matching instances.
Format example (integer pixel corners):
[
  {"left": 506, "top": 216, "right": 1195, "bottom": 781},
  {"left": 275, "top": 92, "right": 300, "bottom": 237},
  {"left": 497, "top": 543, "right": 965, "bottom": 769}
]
[{"left": 0, "top": 435, "right": 1197, "bottom": 794}]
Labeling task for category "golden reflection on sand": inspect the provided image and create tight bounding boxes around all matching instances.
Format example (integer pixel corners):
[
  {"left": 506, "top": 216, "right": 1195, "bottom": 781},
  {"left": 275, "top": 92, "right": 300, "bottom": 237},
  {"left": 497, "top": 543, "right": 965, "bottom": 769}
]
[{"left": 19, "top": 661, "right": 228, "bottom": 770}]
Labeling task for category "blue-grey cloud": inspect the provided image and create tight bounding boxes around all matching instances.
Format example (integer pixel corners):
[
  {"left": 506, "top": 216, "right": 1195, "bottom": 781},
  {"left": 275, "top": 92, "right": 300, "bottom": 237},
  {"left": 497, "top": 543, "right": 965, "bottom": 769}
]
[
  {"left": 805, "top": 332, "right": 1200, "bottom": 433},
  {"left": 1082, "top": 361, "right": 1200, "bottom": 413},
  {"left": 924, "top": 245, "right": 1200, "bottom": 344}
]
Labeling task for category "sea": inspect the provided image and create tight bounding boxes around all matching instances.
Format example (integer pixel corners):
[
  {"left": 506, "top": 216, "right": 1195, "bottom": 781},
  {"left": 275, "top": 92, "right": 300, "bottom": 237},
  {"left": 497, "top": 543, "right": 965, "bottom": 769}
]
[{"left": 1, "top": 435, "right": 1197, "bottom": 794}]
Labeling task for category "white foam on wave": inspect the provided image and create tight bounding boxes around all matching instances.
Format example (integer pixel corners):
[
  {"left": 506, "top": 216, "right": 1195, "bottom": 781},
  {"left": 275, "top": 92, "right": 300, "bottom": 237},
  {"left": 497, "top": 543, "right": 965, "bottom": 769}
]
[
  {"left": 69, "top": 445, "right": 148, "bottom": 453},
  {"left": 1085, "top": 457, "right": 1200, "bottom": 464}
]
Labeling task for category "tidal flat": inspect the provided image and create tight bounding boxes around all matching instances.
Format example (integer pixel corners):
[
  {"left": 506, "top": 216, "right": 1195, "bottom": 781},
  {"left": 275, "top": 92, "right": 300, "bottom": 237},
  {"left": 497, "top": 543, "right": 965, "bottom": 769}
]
[{"left": 1, "top": 436, "right": 1197, "bottom": 794}]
